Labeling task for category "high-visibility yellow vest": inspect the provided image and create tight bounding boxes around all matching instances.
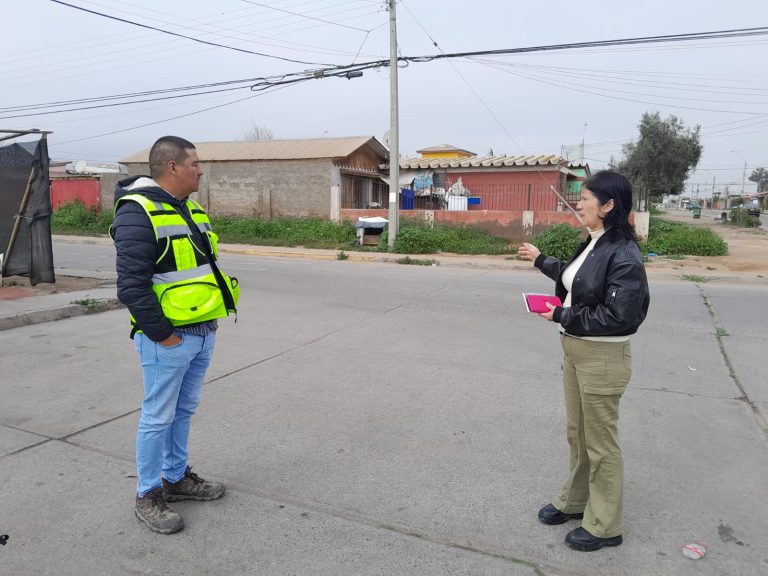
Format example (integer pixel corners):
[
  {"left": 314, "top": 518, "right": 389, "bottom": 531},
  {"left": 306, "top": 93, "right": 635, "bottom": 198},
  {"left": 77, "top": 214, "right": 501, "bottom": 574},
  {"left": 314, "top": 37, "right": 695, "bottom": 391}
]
[{"left": 111, "top": 194, "right": 239, "bottom": 330}]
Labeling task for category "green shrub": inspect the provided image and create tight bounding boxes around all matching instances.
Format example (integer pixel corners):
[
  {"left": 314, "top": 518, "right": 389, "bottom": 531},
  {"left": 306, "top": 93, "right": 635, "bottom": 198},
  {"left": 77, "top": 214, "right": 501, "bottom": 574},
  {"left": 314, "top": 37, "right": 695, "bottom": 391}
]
[
  {"left": 52, "top": 201, "right": 113, "bottom": 235},
  {"left": 728, "top": 208, "right": 761, "bottom": 228},
  {"left": 378, "top": 222, "right": 514, "bottom": 255},
  {"left": 391, "top": 226, "right": 441, "bottom": 254},
  {"left": 644, "top": 217, "right": 727, "bottom": 256},
  {"left": 532, "top": 224, "right": 584, "bottom": 261},
  {"left": 212, "top": 217, "right": 356, "bottom": 248}
]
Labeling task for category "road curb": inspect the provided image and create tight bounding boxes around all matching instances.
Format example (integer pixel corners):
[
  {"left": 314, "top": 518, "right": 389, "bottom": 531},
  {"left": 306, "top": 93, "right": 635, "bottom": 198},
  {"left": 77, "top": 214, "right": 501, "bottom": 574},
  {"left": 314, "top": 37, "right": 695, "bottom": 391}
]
[{"left": 0, "top": 298, "right": 123, "bottom": 331}]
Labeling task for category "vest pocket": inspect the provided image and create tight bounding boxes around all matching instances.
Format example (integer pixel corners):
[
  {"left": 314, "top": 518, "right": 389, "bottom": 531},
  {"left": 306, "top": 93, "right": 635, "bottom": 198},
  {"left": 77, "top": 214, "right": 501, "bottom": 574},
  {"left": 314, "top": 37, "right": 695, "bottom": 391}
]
[{"left": 159, "top": 282, "right": 223, "bottom": 323}]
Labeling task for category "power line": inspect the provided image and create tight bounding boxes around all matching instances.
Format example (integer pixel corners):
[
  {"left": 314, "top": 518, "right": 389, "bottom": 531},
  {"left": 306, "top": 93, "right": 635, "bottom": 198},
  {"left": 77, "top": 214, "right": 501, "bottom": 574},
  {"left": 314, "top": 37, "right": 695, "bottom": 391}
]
[
  {"left": 477, "top": 63, "right": 766, "bottom": 116},
  {"left": 3, "top": 0, "right": 379, "bottom": 71},
  {"left": 1, "top": 77, "right": 265, "bottom": 112},
  {"left": 478, "top": 60, "right": 768, "bottom": 97},
  {"left": 4, "top": 3, "right": 384, "bottom": 90},
  {"left": 11, "top": 22, "right": 768, "bottom": 115},
  {"left": 48, "top": 0, "right": 331, "bottom": 66},
  {"left": 240, "top": 0, "right": 369, "bottom": 32},
  {"left": 404, "top": 27, "right": 768, "bottom": 61},
  {"left": 54, "top": 85, "right": 292, "bottom": 145},
  {"left": 0, "top": 85, "right": 253, "bottom": 120},
  {"left": 27, "top": 23, "right": 768, "bottom": 144}
]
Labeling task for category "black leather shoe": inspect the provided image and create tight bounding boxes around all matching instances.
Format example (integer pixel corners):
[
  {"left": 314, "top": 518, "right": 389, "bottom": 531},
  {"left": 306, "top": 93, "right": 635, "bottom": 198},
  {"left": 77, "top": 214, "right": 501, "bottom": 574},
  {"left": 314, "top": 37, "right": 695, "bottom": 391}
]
[
  {"left": 565, "top": 526, "right": 623, "bottom": 551},
  {"left": 538, "top": 503, "right": 584, "bottom": 525}
]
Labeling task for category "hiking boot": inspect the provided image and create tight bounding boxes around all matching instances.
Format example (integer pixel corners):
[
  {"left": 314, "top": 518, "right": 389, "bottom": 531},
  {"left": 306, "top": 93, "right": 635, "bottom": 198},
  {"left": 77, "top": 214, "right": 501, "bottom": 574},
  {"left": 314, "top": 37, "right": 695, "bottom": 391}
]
[
  {"left": 163, "top": 466, "right": 225, "bottom": 502},
  {"left": 135, "top": 487, "right": 184, "bottom": 534}
]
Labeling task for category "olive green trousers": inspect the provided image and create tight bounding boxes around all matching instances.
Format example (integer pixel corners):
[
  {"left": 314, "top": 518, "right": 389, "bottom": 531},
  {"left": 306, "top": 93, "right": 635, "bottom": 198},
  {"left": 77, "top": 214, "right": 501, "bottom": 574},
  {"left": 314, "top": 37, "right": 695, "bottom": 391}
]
[{"left": 553, "top": 334, "right": 632, "bottom": 538}]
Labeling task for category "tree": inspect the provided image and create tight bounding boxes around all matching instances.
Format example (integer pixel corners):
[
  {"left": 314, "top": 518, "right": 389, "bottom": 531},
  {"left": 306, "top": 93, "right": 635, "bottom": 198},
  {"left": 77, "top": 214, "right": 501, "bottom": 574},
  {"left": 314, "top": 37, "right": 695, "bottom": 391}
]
[
  {"left": 613, "top": 112, "right": 702, "bottom": 210},
  {"left": 748, "top": 167, "right": 768, "bottom": 193},
  {"left": 239, "top": 120, "right": 274, "bottom": 141}
]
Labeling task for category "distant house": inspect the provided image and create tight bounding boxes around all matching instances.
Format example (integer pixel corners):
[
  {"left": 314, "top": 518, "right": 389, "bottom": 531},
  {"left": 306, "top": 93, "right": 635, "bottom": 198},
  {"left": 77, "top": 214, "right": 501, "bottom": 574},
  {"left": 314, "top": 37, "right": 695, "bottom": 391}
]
[
  {"left": 118, "top": 136, "right": 388, "bottom": 220},
  {"left": 398, "top": 148, "right": 589, "bottom": 211},
  {"left": 415, "top": 143, "right": 476, "bottom": 160}
]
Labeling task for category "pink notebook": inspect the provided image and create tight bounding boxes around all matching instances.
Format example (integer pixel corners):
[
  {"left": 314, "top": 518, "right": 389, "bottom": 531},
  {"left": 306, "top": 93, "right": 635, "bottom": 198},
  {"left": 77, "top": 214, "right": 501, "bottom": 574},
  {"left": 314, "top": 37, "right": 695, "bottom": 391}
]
[{"left": 523, "top": 293, "right": 562, "bottom": 313}]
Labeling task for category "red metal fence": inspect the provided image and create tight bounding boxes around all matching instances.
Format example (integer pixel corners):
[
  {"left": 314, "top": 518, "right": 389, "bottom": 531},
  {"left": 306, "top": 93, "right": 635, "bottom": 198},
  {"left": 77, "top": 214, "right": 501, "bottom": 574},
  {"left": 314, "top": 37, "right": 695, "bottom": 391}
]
[
  {"left": 340, "top": 180, "right": 579, "bottom": 212},
  {"left": 50, "top": 178, "right": 100, "bottom": 209},
  {"left": 463, "top": 183, "right": 578, "bottom": 212}
]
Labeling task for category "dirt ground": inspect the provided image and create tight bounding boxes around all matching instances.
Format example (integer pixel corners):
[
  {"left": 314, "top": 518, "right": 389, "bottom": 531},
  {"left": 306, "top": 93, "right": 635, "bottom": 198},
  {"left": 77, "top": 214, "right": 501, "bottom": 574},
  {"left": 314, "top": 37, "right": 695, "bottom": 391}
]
[
  {"left": 643, "top": 210, "right": 767, "bottom": 280},
  {"left": 0, "top": 275, "right": 106, "bottom": 301}
]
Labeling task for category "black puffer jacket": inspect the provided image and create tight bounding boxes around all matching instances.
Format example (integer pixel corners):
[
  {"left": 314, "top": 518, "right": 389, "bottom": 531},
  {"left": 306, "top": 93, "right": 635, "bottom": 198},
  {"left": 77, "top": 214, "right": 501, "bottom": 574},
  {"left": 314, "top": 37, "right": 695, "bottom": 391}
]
[
  {"left": 534, "top": 232, "right": 650, "bottom": 337},
  {"left": 111, "top": 176, "right": 213, "bottom": 342}
]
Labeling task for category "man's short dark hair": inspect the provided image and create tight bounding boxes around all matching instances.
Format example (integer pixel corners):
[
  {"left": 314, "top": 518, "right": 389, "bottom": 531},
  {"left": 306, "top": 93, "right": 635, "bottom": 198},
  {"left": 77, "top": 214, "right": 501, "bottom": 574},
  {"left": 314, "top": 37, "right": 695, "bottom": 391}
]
[{"left": 148, "top": 136, "right": 196, "bottom": 179}]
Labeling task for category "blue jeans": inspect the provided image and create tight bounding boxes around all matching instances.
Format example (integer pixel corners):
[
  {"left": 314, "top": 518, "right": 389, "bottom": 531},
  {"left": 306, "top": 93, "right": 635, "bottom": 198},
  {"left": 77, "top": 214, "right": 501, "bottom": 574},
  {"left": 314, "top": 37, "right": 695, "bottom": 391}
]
[{"left": 133, "top": 332, "right": 216, "bottom": 497}]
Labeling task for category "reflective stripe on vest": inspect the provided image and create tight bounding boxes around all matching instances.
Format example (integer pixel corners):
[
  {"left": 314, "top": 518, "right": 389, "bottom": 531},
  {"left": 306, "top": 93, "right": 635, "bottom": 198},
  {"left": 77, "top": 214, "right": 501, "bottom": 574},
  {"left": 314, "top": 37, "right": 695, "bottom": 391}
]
[{"left": 152, "top": 265, "right": 214, "bottom": 285}]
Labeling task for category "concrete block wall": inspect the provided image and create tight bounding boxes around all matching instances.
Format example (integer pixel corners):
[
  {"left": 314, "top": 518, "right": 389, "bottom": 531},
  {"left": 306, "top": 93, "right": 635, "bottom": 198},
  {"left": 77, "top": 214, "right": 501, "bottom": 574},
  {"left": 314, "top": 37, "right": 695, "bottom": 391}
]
[
  {"left": 99, "top": 172, "right": 127, "bottom": 212},
  {"left": 203, "top": 159, "right": 332, "bottom": 218},
  {"left": 114, "top": 160, "right": 333, "bottom": 219}
]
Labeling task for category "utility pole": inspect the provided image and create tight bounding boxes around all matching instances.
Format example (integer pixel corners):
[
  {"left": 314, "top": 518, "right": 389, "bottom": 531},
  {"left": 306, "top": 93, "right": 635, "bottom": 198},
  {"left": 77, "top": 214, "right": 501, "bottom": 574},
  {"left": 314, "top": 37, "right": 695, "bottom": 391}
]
[
  {"left": 387, "top": 0, "right": 400, "bottom": 248},
  {"left": 731, "top": 150, "right": 747, "bottom": 205},
  {"left": 740, "top": 159, "right": 747, "bottom": 197}
]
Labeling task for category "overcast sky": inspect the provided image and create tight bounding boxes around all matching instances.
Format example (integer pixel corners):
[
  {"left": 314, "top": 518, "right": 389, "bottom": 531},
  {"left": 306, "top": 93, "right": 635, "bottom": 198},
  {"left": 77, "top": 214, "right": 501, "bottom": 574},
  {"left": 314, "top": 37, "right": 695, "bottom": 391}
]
[{"left": 2, "top": 0, "right": 766, "bottom": 197}]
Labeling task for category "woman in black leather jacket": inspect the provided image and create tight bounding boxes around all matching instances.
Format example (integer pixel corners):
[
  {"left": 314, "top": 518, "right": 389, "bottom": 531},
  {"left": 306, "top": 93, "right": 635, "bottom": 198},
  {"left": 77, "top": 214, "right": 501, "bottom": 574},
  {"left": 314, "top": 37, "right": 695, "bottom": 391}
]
[{"left": 518, "top": 170, "right": 650, "bottom": 552}]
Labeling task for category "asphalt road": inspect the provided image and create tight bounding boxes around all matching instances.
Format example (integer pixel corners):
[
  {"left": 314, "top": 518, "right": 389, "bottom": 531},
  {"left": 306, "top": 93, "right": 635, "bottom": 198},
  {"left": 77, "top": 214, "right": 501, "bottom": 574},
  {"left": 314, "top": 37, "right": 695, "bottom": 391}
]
[{"left": 1, "top": 242, "right": 766, "bottom": 576}]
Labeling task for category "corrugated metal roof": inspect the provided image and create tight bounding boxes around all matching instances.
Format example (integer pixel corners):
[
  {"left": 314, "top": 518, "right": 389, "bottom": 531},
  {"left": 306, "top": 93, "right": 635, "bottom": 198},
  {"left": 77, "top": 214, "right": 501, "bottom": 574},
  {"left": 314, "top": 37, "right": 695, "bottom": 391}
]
[
  {"left": 400, "top": 154, "right": 564, "bottom": 170},
  {"left": 121, "top": 136, "right": 386, "bottom": 163},
  {"left": 416, "top": 143, "right": 476, "bottom": 155}
]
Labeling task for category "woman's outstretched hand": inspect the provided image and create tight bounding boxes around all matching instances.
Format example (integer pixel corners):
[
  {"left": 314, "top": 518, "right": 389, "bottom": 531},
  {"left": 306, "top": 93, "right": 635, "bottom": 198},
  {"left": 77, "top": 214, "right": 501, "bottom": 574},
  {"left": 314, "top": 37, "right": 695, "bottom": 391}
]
[{"left": 517, "top": 243, "right": 541, "bottom": 263}]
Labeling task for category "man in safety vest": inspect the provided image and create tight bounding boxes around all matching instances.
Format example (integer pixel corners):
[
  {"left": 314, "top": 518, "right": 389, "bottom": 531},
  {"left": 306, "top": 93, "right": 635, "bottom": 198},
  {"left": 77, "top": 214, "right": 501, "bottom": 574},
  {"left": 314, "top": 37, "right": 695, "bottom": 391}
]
[{"left": 111, "top": 136, "right": 239, "bottom": 534}]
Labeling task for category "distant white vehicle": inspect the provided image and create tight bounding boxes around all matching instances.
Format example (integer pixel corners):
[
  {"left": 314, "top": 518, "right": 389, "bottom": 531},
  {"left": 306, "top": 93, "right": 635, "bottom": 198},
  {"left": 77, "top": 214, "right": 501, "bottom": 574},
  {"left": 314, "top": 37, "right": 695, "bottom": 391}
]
[{"left": 65, "top": 161, "right": 128, "bottom": 175}]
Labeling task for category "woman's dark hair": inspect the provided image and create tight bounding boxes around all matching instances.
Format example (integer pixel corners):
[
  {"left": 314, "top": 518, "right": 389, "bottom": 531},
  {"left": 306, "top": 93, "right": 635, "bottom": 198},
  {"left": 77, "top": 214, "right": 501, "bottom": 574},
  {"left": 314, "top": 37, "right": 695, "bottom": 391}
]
[{"left": 582, "top": 170, "right": 636, "bottom": 241}]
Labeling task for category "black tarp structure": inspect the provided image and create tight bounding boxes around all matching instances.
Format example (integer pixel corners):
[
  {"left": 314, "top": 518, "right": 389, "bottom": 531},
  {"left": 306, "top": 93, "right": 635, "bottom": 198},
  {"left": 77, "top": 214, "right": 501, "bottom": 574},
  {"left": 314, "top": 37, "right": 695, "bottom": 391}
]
[{"left": 0, "top": 134, "right": 55, "bottom": 285}]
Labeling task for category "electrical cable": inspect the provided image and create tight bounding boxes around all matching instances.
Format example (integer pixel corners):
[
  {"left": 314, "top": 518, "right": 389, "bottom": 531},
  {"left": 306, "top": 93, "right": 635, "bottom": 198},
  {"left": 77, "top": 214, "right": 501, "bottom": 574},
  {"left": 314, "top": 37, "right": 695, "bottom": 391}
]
[
  {"left": 48, "top": 0, "right": 332, "bottom": 66},
  {"left": 23, "top": 22, "right": 768, "bottom": 148},
  {"left": 240, "top": 0, "right": 369, "bottom": 32},
  {"left": 10, "top": 22, "right": 768, "bottom": 116},
  {"left": 54, "top": 84, "right": 294, "bottom": 145},
  {"left": 475, "top": 60, "right": 768, "bottom": 96},
  {"left": 475, "top": 62, "right": 766, "bottom": 116},
  {"left": 3, "top": 0, "right": 379, "bottom": 70},
  {"left": 476, "top": 60, "right": 768, "bottom": 110}
]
